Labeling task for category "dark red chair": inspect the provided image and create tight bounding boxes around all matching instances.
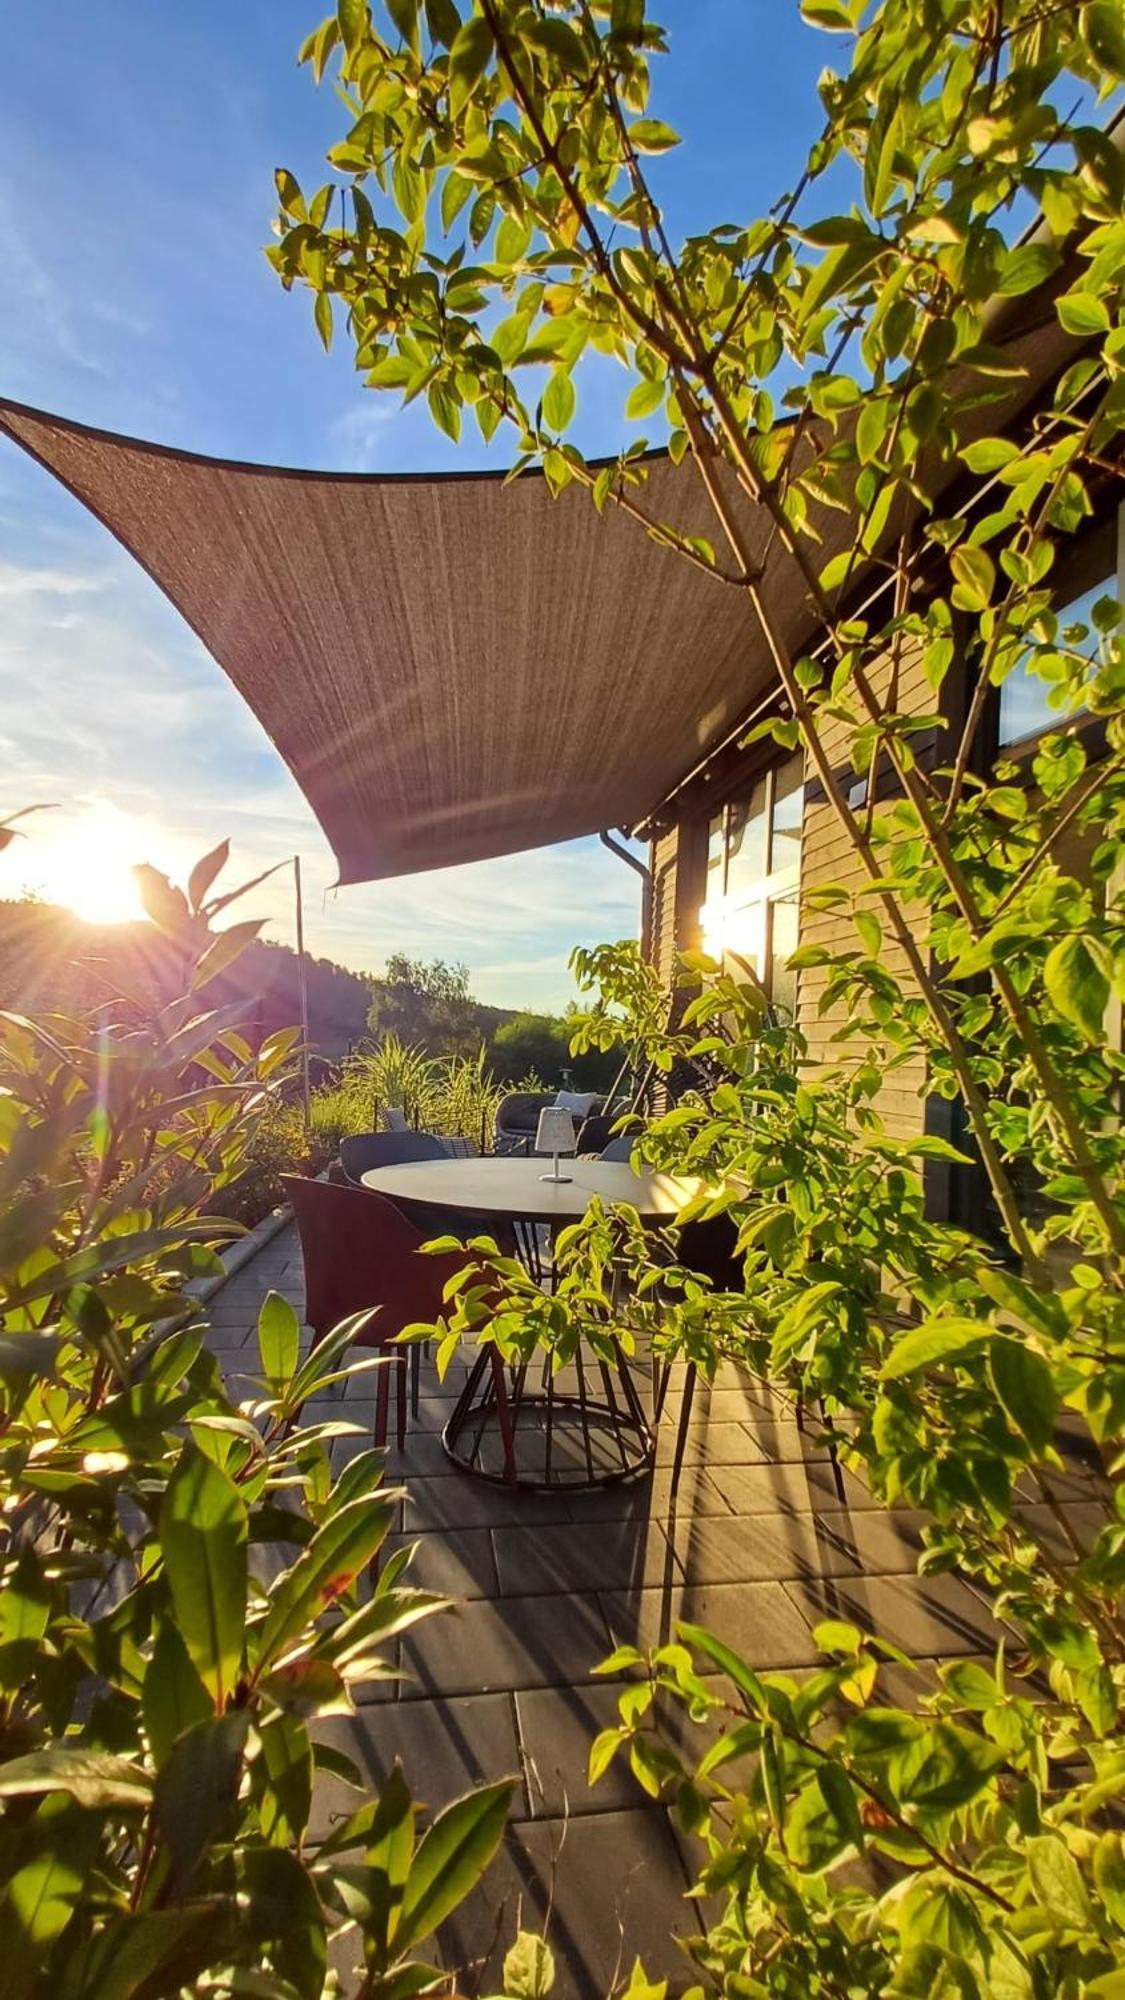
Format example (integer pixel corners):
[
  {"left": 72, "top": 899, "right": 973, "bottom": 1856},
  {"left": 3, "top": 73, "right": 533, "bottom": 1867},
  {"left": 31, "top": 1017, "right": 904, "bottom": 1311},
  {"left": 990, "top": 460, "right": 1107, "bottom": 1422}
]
[{"left": 283, "top": 1176, "right": 466, "bottom": 1449}]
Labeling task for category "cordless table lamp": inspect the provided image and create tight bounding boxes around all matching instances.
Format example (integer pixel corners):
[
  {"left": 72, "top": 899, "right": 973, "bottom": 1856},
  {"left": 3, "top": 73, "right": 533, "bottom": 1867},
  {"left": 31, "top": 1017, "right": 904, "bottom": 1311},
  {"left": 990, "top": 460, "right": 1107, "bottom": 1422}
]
[{"left": 536, "top": 1106, "right": 576, "bottom": 1183}]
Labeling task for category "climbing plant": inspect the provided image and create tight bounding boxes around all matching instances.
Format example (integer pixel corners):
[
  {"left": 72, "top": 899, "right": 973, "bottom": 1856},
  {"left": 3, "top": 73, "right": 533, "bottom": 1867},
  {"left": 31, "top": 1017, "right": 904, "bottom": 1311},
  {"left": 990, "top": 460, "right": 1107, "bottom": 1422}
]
[{"left": 276, "top": 0, "right": 1125, "bottom": 1989}]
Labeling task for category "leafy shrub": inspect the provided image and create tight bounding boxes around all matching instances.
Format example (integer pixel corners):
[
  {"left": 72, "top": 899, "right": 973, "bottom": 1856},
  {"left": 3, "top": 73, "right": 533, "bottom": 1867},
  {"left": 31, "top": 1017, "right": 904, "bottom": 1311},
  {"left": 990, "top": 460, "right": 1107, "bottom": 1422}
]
[{"left": 0, "top": 847, "right": 513, "bottom": 1995}]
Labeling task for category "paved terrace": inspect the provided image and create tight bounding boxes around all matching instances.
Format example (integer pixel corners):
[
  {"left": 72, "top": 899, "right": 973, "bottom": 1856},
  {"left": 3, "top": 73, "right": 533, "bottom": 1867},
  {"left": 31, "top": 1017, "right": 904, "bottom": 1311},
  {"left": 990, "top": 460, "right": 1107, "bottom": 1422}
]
[{"left": 208, "top": 1223, "right": 1103, "bottom": 1998}]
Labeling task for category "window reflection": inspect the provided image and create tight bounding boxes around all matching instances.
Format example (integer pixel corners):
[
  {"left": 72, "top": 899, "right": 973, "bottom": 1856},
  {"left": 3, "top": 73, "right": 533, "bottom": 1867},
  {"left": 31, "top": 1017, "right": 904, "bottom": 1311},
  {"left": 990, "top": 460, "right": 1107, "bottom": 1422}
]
[
  {"left": 997, "top": 578, "right": 1113, "bottom": 747},
  {"left": 701, "top": 751, "right": 804, "bottom": 1015}
]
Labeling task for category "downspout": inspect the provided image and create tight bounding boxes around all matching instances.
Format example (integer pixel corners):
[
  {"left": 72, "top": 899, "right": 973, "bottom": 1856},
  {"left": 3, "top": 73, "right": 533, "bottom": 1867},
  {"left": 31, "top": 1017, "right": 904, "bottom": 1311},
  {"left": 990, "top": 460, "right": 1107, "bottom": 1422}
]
[{"left": 600, "top": 828, "right": 653, "bottom": 959}]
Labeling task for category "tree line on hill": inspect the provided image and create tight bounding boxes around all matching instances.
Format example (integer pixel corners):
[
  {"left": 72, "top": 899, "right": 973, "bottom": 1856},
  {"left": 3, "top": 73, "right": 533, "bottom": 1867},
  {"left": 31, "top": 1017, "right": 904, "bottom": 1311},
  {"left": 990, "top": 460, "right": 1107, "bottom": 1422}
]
[{"left": 0, "top": 903, "right": 619, "bottom": 1090}]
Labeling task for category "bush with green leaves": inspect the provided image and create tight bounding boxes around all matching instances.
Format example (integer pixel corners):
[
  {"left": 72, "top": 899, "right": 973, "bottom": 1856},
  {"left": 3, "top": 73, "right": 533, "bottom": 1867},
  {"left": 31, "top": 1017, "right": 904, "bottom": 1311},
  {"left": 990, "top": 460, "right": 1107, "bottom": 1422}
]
[
  {"left": 274, "top": 0, "right": 1125, "bottom": 1986},
  {"left": 0, "top": 845, "right": 515, "bottom": 1999}
]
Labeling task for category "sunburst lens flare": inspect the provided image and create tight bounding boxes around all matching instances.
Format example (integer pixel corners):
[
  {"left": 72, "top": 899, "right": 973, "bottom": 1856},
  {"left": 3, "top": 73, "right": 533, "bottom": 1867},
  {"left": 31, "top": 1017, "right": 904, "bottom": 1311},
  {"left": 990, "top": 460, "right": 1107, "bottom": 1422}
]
[{"left": 5, "top": 802, "right": 164, "bottom": 926}]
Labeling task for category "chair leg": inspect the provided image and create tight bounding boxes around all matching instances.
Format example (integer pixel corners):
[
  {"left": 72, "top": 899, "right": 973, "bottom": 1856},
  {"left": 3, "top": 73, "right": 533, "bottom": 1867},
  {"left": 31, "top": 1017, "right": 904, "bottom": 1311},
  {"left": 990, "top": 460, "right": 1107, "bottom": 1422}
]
[
  {"left": 411, "top": 1342, "right": 422, "bottom": 1420},
  {"left": 374, "top": 1358, "right": 390, "bottom": 1447},
  {"left": 396, "top": 1356, "right": 407, "bottom": 1452}
]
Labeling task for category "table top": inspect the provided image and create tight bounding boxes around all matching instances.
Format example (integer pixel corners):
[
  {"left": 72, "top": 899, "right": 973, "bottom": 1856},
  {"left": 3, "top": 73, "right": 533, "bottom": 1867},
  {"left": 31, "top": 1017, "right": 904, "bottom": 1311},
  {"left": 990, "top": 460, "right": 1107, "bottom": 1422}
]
[{"left": 361, "top": 1154, "right": 700, "bottom": 1225}]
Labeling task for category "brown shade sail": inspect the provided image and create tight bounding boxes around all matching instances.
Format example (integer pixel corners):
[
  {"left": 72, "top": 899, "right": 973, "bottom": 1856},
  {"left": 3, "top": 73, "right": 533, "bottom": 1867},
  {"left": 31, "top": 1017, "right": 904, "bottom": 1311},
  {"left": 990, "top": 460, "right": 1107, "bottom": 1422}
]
[{"left": 0, "top": 293, "right": 1077, "bottom": 882}]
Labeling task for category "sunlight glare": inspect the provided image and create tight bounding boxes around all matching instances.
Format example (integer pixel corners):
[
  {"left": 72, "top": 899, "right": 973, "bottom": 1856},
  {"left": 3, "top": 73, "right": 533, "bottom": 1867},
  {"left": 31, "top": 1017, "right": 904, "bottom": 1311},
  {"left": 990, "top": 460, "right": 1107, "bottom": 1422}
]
[{"left": 23, "top": 803, "right": 157, "bottom": 926}]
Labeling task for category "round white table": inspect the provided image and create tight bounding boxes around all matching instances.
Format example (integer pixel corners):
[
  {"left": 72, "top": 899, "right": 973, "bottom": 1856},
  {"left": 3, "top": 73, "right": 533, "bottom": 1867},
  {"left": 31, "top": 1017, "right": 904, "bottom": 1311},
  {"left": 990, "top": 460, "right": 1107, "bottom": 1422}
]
[
  {"left": 360, "top": 1154, "right": 699, "bottom": 1226},
  {"left": 360, "top": 1154, "right": 701, "bottom": 1491}
]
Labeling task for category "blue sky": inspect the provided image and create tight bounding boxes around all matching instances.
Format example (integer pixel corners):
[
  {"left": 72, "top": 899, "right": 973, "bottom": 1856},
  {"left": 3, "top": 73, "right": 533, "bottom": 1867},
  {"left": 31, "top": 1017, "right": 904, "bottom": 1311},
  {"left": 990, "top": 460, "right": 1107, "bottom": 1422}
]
[{"left": 0, "top": 0, "right": 829, "bottom": 1007}]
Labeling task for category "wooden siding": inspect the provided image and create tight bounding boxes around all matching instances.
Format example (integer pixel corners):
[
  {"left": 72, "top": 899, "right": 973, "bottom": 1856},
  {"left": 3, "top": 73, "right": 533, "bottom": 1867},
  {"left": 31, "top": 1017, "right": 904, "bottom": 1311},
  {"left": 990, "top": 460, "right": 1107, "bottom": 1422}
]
[{"left": 796, "top": 645, "right": 931, "bottom": 1143}]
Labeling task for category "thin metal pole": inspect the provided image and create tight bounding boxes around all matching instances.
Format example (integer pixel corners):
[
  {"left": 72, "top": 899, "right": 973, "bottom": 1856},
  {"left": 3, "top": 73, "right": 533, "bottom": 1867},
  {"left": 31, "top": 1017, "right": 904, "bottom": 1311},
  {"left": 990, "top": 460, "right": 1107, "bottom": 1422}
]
[{"left": 294, "top": 854, "right": 311, "bottom": 1129}]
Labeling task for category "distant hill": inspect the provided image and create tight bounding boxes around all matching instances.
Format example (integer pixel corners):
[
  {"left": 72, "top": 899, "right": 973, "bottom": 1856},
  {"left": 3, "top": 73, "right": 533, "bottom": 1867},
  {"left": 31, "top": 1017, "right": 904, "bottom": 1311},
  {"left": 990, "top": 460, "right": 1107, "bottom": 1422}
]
[
  {"left": 0, "top": 899, "right": 374, "bottom": 1063},
  {"left": 0, "top": 900, "right": 518, "bottom": 1066}
]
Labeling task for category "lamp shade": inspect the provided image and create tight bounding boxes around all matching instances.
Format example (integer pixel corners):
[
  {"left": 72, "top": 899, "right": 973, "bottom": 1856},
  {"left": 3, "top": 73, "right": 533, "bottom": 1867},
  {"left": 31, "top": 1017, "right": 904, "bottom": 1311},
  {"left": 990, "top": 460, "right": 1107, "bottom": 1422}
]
[{"left": 536, "top": 1106, "right": 576, "bottom": 1157}]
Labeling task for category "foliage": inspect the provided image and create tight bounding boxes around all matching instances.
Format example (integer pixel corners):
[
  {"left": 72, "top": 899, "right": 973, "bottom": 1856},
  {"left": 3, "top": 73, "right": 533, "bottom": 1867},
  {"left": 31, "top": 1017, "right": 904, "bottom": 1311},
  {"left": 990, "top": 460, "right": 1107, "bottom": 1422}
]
[
  {"left": 277, "top": 0, "right": 1125, "bottom": 1987},
  {"left": 366, "top": 954, "right": 483, "bottom": 1053},
  {"left": 595, "top": 1619, "right": 1125, "bottom": 2000},
  {"left": 0, "top": 844, "right": 513, "bottom": 1997},
  {"left": 490, "top": 1008, "right": 620, "bottom": 1091}
]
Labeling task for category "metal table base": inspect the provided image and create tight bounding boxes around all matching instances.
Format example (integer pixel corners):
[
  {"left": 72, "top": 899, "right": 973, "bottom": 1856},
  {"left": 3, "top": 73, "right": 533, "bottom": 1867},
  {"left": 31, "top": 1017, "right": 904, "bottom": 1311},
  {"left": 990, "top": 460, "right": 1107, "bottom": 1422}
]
[{"left": 442, "top": 1344, "right": 655, "bottom": 1491}]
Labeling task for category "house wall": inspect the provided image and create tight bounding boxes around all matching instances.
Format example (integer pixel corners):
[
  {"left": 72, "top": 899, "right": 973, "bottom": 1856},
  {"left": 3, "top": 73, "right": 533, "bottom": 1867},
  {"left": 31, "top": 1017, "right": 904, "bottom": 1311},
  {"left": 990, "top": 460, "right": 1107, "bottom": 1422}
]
[
  {"left": 795, "top": 643, "right": 931, "bottom": 1145},
  {"left": 647, "top": 643, "right": 934, "bottom": 1145}
]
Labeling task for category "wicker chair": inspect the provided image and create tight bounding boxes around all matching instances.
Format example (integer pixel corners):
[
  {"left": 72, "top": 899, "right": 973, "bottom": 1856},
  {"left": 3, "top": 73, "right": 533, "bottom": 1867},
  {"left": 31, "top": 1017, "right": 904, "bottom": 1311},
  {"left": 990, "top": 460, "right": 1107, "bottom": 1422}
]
[{"left": 493, "top": 1089, "right": 555, "bottom": 1155}]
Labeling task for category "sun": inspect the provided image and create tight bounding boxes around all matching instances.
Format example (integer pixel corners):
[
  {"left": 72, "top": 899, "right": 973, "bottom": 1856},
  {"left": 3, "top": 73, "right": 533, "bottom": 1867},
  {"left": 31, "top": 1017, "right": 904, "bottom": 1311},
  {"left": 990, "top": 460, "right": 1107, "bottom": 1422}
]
[{"left": 24, "top": 803, "right": 154, "bottom": 926}]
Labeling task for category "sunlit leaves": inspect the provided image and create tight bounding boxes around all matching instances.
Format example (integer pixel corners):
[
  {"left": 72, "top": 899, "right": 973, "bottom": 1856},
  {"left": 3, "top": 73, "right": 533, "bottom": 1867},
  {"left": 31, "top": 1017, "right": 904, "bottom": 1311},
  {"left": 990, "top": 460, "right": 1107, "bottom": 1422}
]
[
  {"left": 448, "top": 14, "right": 492, "bottom": 116},
  {"left": 1044, "top": 933, "right": 1111, "bottom": 1043},
  {"left": 542, "top": 367, "right": 576, "bottom": 431},
  {"left": 160, "top": 1445, "right": 248, "bottom": 1709}
]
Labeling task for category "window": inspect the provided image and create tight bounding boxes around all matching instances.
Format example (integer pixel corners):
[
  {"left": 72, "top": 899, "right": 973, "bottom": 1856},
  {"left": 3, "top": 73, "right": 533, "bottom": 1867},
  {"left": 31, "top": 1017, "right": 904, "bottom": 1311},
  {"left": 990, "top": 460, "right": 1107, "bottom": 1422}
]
[
  {"left": 700, "top": 750, "right": 804, "bottom": 1012},
  {"left": 997, "top": 514, "right": 1120, "bottom": 749}
]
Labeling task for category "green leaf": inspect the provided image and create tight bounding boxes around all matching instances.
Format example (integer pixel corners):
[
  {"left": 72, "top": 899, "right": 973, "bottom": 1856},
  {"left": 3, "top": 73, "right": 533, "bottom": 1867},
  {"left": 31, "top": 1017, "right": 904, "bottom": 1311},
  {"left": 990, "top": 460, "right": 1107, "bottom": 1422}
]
[
  {"left": 254, "top": 1495, "right": 397, "bottom": 1673},
  {"left": 256, "top": 1710, "right": 314, "bottom": 1846},
  {"left": 1044, "top": 934, "right": 1110, "bottom": 1043},
  {"left": 386, "top": 0, "right": 420, "bottom": 49},
  {"left": 949, "top": 544, "right": 995, "bottom": 611},
  {"left": 676, "top": 1621, "right": 771, "bottom": 1713},
  {"left": 258, "top": 1289, "right": 301, "bottom": 1393},
  {"left": 854, "top": 910, "right": 881, "bottom": 957},
  {"left": 897, "top": 1722, "right": 1004, "bottom": 1813},
  {"left": 1094, "top": 1832, "right": 1125, "bottom": 1927},
  {"left": 188, "top": 838, "right": 231, "bottom": 912},
  {"left": 523, "top": 16, "right": 588, "bottom": 73},
  {"left": 989, "top": 1338, "right": 1059, "bottom": 1453},
  {"left": 1083, "top": 0, "right": 1125, "bottom": 77},
  {"left": 153, "top": 1712, "right": 250, "bottom": 1889},
  {"left": 142, "top": 1621, "right": 213, "bottom": 1768},
  {"left": 961, "top": 438, "right": 1019, "bottom": 475},
  {"left": 1057, "top": 291, "right": 1111, "bottom": 337},
  {"left": 625, "top": 378, "right": 665, "bottom": 421},
  {"left": 159, "top": 1444, "right": 248, "bottom": 1709},
  {"left": 503, "top": 1930, "right": 556, "bottom": 2000},
  {"left": 191, "top": 917, "right": 266, "bottom": 990},
  {"left": 542, "top": 368, "right": 576, "bottom": 433},
  {"left": 627, "top": 119, "right": 680, "bottom": 153},
  {"left": 396, "top": 1779, "right": 515, "bottom": 1950},
  {"left": 337, "top": 0, "right": 368, "bottom": 51},
  {"left": 1027, "top": 1834, "right": 1091, "bottom": 1927},
  {"left": 996, "top": 242, "right": 1059, "bottom": 297},
  {"left": 314, "top": 292, "right": 333, "bottom": 353},
  {"left": 425, "top": 0, "right": 461, "bottom": 46},
  {"left": 0, "top": 1749, "right": 150, "bottom": 1809},
  {"left": 881, "top": 1318, "right": 990, "bottom": 1380},
  {"left": 448, "top": 14, "right": 492, "bottom": 116}
]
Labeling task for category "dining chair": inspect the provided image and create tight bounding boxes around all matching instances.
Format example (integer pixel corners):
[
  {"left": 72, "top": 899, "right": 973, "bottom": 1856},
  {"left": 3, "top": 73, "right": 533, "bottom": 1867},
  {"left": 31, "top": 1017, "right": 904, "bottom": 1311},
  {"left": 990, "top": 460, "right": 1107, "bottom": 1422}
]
[
  {"left": 599, "top": 1134, "right": 638, "bottom": 1163},
  {"left": 282, "top": 1176, "right": 464, "bottom": 1447},
  {"left": 339, "top": 1129, "right": 447, "bottom": 1185}
]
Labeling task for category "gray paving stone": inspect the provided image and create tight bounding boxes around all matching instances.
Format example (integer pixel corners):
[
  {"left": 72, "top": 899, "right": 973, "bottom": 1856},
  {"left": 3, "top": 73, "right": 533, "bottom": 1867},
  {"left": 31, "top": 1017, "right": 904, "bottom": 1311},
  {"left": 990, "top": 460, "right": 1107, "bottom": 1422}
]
[
  {"left": 515, "top": 1682, "right": 653, "bottom": 1818},
  {"left": 706, "top": 1458, "right": 873, "bottom": 1515},
  {"left": 492, "top": 1520, "right": 679, "bottom": 1597},
  {"left": 436, "top": 1808, "right": 692, "bottom": 2000},
  {"left": 666, "top": 1511, "right": 864, "bottom": 1585},
  {"left": 399, "top": 1591, "right": 612, "bottom": 1697},
  {"left": 401, "top": 1473, "right": 574, "bottom": 1533},
  {"left": 309, "top": 1692, "right": 524, "bottom": 1843},
  {"left": 651, "top": 1421, "right": 770, "bottom": 1469},
  {"left": 784, "top": 1571, "right": 1004, "bottom": 1659},
  {"left": 600, "top": 1578, "right": 819, "bottom": 1670},
  {"left": 563, "top": 1465, "right": 732, "bottom": 1523},
  {"left": 381, "top": 1527, "right": 498, "bottom": 1601}
]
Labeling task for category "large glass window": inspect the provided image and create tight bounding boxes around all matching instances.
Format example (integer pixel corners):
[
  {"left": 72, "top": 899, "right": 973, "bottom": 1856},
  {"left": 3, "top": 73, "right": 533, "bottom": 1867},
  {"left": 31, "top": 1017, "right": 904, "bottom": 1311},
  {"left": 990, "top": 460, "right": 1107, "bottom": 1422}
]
[
  {"left": 700, "top": 751, "right": 804, "bottom": 1012},
  {"left": 997, "top": 517, "right": 1119, "bottom": 749}
]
